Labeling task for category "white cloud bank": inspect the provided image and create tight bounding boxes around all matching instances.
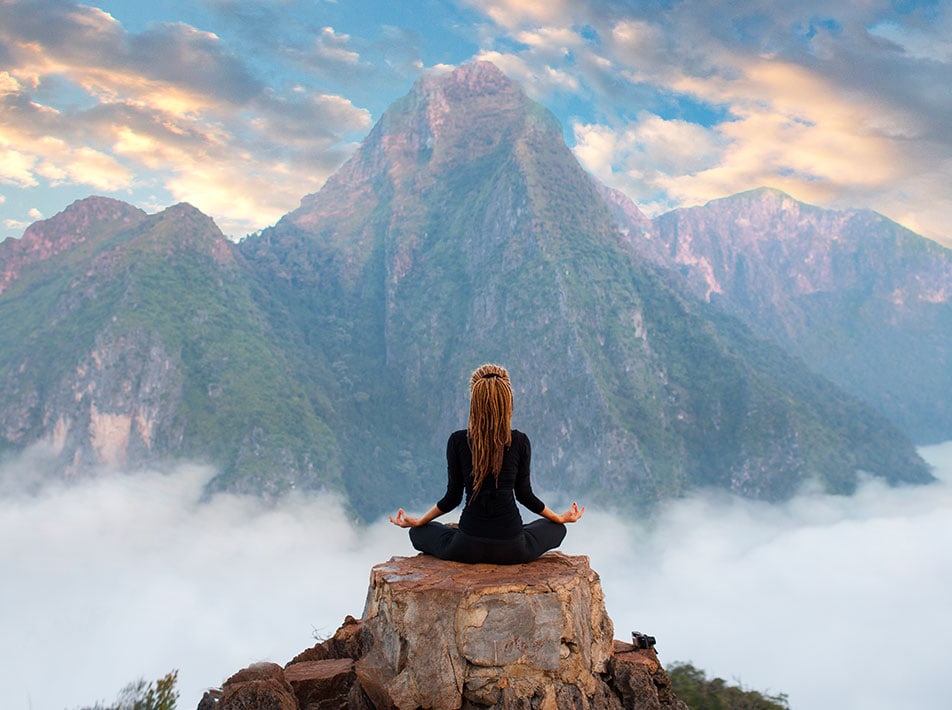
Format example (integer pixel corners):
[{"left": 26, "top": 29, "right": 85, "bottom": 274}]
[{"left": 1, "top": 442, "right": 950, "bottom": 709}]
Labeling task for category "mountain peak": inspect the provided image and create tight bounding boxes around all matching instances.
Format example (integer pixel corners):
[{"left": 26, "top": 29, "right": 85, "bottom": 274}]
[
  {"left": 157, "top": 202, "right": 221, "bottom": 229},
  {"left": 284, "top": 60, "right": 545, "bottom": 231},
  {"left": 705, "top": 186, "right": 802, "bottom": 211},
  {"left": 395, "top": 60, "right": 529, "bottom": 140},
  {"left": 0, "top": 196, "right": 147, "bottom": 294},
  {"left": 137, "top": 202, "right": 235, "bottom": 267},
  {"left": 20, "top": 196, "right": 145, "bottom": 243},
  {"left": 415, "top": 60, "right": 517, "bottom": 99}
]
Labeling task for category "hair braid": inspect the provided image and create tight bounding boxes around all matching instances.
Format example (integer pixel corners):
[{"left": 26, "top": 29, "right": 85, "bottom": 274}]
[{"left": 467, "top": 363, "right": 513, "bottom": 499}]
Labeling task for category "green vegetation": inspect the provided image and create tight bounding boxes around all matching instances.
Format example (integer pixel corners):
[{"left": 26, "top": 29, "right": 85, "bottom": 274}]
[
  {"left": 668, "top": 662, "right": 789, "bottom": 710},
  {"left": 76, "top": 669, "right": 178, "bottom": 710}
]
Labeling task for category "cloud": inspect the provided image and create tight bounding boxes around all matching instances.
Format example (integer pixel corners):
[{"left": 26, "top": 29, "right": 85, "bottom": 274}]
[
  {"left": 0, "top": 441, "right": 949, "bottom": 709},
  {"left": 0, "top": 0, "right": 371, "bottom": 238},
  {"left": 462, "top": 0, "right": 952, "bottom": 245},
  {"left": 573, "top": 115, "right": 725, "bottom": 215},
  {"left": 314, "top": 26, "right": 362, "bottom": 66},
  {"left": 463, "top": 0, "right": 575, "bottom": 31},
  {"left": 0, "top": 455, "right": 400, "bottom": 709}
]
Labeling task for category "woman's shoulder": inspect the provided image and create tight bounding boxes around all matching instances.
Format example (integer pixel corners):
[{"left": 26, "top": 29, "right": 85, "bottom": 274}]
[
  {"left": 448, "top": 429, "right": 468, "bottom": 444},
  {"left": 510, "top": 429, "right": 530, "bottom": 445}
]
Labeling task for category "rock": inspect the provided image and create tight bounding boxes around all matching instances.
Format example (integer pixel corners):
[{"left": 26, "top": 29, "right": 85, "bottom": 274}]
[
  {"left": 203, "top": 554, "right": 687, "bottom": 709},
  {"left": 284, "top": 658, "right": 354, "bottom": 708},
  {"left": 196, "top": 689, "right": 222, "bottom": 710},
  {"left": 218, "top": 662, "right": 297, "bottom": 710},
  {"left": 355, "top": 552, "right": 614, "bottom": 709},
  {"left": 287, "top": 615, "right": 365, "bottom": 665},
  {"left": 609, "top": 641, "right": 688, "bottom": 710}
]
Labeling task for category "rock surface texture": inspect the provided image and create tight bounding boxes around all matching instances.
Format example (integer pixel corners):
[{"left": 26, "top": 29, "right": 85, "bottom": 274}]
[{"left": 206, "top": 553, "right": 686, "bottom": 709}]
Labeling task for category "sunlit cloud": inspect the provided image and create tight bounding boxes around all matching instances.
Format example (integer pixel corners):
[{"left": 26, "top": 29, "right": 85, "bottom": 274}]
[
  {"left": 573, "top": 115, "right": 725, "bottom": 215},
  {"left": 0, "top": 1, "right": 371, "bottom": 238},
  {"left": 37, "top": 145, "right": 133, "bottom": 191},
  {"left": 464, "top": 0, "right": 574, "bottom": 31},
  {"left": 165, "top": 163, "right": 322, "bottom": 236},
  {"left": 0, "top": 146, "right": 39, "bottom": 188},
  {"left": 462, "top": 1, "right": 952, "bottom": 245}
]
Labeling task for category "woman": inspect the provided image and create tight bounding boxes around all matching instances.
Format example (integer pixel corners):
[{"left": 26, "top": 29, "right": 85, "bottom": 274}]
[{"left": 390, "top": 363, "right": 584, "bottom": 564}]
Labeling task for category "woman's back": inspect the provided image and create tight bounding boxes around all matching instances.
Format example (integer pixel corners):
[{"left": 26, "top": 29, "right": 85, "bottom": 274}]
[{"left": 442, "top": 429, "right": 545, "bottom": 539}]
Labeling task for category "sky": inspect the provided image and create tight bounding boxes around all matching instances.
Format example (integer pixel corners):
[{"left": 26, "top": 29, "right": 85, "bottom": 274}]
[
  {"left": 0, "top": 441, "right": 950, "bottom": 710},
  {"left": 1, "top": 0, "right": 951, "bottom": 247}
]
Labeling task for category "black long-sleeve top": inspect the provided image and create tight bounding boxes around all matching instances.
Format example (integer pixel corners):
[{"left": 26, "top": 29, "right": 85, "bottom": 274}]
[{"left": 436, "top": 429, "right": 547, "bottom": 539}]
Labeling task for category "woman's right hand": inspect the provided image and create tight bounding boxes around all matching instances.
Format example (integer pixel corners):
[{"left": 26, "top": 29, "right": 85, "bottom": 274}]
[
  {"left": 541, "top": 502, "right": 585, "bottom": 524},
  {"left": 559, "top": 502, "right": 585, "bottom": 523}
]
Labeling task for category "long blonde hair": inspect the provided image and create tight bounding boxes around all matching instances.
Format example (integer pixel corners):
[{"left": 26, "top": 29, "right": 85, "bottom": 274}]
[{"left": 467, "top": 363, "right": 513, "bottom": 498}]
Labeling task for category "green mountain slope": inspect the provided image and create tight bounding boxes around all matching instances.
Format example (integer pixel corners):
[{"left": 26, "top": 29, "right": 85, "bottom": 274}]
[{"left": 0, "top": 197, "right": 342, "bottom": 497}]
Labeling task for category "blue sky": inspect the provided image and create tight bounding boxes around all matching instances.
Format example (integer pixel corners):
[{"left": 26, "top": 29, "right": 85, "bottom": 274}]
[{"left": 1, "top": 0, "right": 950, "bottom": 246}]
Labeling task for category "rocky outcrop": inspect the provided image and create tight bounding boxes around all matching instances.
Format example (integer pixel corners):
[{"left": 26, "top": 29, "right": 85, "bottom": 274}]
[
  {"left": 204, "top": 553, "right": 686, "bottom": 709},
  {"left": 357, "top": 552, "right": 614, "bottom": 708}
]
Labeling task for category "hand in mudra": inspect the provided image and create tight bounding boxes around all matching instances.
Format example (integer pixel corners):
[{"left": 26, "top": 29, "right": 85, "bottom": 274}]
[
  {"left": 559, "top": 502, "right": 585, "bottom": 523},
  {"left": 389, "top": 508, "right": 422, "bottom": 528}
]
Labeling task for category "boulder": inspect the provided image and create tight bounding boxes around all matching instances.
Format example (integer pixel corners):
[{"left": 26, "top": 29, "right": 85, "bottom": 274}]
[
  {"left": 355, "top": 552, "right": 614, "bottom": 709},
  {"left": 610, "top": 641, "right": 687, "bottom": 710},
  {"left": 284, "top": 658, "right": 355, "bottom": 708},
  {"left": 218, "top": 662, "right": 297, "bottom": 710}
]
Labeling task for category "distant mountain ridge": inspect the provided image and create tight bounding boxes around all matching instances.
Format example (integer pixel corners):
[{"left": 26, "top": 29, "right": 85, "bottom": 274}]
[
  {"left": 611, "top": 186, "right": 952, "bottom": 443},
  {"left": 0, "top": 62, "right": 938, "bottom": 517}
]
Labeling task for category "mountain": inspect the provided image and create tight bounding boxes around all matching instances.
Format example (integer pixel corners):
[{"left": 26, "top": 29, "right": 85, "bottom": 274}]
[
  {"left": 237, "top": 62, "right": 931, "bottom": 516},
  {"left": 0, "top": 63, "right": 935, "bottom": 518},
  {"left": 610, "top": 187, "right": 952, "bottom": 443},
  {"left": 0, "top": 196, "right": 343, "bottom": 497}
]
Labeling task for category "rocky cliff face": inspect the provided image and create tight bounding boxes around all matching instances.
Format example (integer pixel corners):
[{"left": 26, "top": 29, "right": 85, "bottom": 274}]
[
  {"left": 202, "top": 553, "right": 686, "bottom": 710},
  {"left": 613, "top": 187, "right": 952, "bottom": 443}
]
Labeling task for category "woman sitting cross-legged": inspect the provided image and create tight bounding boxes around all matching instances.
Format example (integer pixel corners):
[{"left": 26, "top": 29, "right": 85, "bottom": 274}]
[{"left": 389, "top": 363, "right": 584, "bottom": 565}]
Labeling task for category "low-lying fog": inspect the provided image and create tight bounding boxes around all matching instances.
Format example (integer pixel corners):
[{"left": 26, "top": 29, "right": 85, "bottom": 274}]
[{"left": 2, "top": 442, "right": 950, "bottom": 709}]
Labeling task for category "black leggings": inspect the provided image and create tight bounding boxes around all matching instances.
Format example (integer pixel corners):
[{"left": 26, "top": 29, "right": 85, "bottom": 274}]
[{"left": 408, "top": 520, "right": 567, "bottom": 565}]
